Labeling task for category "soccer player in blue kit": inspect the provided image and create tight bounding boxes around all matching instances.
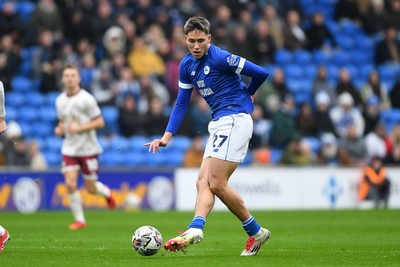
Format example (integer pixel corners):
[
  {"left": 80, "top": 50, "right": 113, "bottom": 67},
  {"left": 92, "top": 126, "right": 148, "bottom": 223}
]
[{"left": 145, "top": 17, "right": 271, "bottom": 256}]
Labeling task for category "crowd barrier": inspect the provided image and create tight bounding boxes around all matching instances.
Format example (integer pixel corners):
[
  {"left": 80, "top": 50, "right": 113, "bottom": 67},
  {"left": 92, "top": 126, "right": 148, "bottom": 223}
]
[{"left": 1, "top": 167, "right": 399, "bottom": 213}]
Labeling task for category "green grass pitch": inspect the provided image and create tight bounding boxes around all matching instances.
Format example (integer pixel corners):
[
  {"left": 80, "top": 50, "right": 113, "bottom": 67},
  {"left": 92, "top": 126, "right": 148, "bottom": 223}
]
[{"left": 1, "top": 209, "right": 399, "bottom": 266}]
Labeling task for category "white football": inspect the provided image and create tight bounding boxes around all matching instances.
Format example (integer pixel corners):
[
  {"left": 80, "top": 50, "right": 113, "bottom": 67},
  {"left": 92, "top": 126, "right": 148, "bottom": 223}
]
[{"left": 132, "top": 225, "right": 163, "bottom": 256}]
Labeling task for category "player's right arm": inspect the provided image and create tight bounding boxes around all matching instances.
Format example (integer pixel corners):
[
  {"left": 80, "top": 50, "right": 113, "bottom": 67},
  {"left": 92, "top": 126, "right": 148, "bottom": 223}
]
[{"left": 54, "top": 121, "right": 65, "bottom": 137}]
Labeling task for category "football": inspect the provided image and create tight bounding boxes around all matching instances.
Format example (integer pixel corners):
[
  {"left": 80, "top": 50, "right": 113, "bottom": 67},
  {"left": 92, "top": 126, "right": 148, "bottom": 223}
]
[{"left": 132, "top": 226, "right": 163, "bottom": 256}]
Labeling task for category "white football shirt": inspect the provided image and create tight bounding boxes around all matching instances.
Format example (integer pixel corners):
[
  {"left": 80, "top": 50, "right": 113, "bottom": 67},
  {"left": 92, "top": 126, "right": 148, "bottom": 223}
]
[{"left": 56, "top": 89, "right": 103, "bottom": 156}]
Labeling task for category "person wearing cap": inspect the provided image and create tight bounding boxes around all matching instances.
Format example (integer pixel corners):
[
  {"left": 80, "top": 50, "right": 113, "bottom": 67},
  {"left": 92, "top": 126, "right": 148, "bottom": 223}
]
[
  {"left": 359, "top": 157, "right": 390, "bottom": 208},
  {"left": 365, "top": 122, "right": 389, "bottom": 162},
  {"left": 317, "top": 132, "right": 338, "bottom": 165},
  {"left": 330, "top": 92, "right": 365, "bottom": 138}
]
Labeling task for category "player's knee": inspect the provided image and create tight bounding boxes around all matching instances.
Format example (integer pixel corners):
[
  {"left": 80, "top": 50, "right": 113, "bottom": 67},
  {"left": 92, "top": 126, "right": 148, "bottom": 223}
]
[{"left": 209, "top": 180, "right": 226, "bottom": 197}]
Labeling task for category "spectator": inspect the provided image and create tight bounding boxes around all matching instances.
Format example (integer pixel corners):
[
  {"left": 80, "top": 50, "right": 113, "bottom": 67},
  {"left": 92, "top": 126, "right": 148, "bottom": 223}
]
[
  {"left": 31, "top": 30, "right": 57, "bottom": 80},
  {"left": 251, "top": 19, "right": 277, "bottom": 65},
  {"left": 143, "top": 97, "right": 169, "bottom": 136},
  {"left": 359, "top": 157, "right": 390, "bottom": 208},
  {"left": 250, "top": 104, "right": 271, "bottom": 149},
  {"left": 296, "top": 102, "right": 317, "bottom": 137},
  {"left": 389, "top": 74, "right": 400, "bottom": 108},
  {"left": 363, "top": 0, "right": 388, "bottom": 36},
  {"left": 31, "top": 0, "right": 63, "bottom": 40},
  {"left": 314, "top": 92, "right": 336, "bottom": 136},
  {"left": 79, "top": 52, "right": 98, "bottom": 91},
  {"left": 330, "top": 92, "right": 365, "bottom": 138},
  {"left": 386, "top": 123, "right": 400, "bottom": 165},
  {"left": 385, "top": 0, "right": 400, "bottom": 30},
  {"left": 127, "top": 37, "right": 166, "bottom": 79},
  {"left": 280, "top": 135, "right": 313, "bottom": 165},
  {"left": 183, "top": 136, "right": 205, "bottom": 168},
  {"left": 226, "top": 24, "right": 254, "bottom": 62},
  {"left": 210, "top": 5, "right": 233, "bottom": 49},
  {"left": 3, "top": 121, "right": 31, "bottom": 167},
  {"left": 90, "top": 1, "right": 115, "bottom": 46},
  {"left": 334, "top": 0, "right": 362, "bottom": 24},
  {"left": 0, "top": 34, "right": 22, "bottom": 91},
  {"left": 117, "top": 95, "right": 147, "bottom": 137},
  {"left": 0, "top": 2, "right": 25, "bottom": 41},
  {"left": 278, "top": 0, "right": 304, "bottom": 18},
  {"left": 338, "top": 124, "right": 368, "bottom": 166},
  {"left": 261, "top": 5, "right": 284, "bottom": 48},
  {"left": 165, "top": 47, "right": 186, "bottom": 101},
  {"left": 306, "top": 12, "right": 337, "bottom": 51},
  {"left": 139, "top": 75, "right": 170, "bottom": 107},
  {"left": 362, "top": 96, "right": 381, "bottom": 135},
  {"left": 365, "top": 122, "right": 389, "bottom": 161},
  {"left": 336, "top": 68, "right": 363, "bottom": 108},
  {"left": 270, "top": 94, "right": 298, "bottom": 148},
  {"left": 375, "top": 25, "right": 400, "bottom": 65},
  {"left": 102, "top": 26, "right": 126, "bottom": 59},
  {"left": 114, "top": 66, "right": 142, "bottom": 108},
  {"left": 90, "top": 63, "right": 116, "bottom": 106},
  {"left": 29, "top": 140, "right": 48, "bottom": 171},
  {"left": 64, "top": 8, "right": 92, "bottom": 48},
  {"left": 312, "top": 65, "right": 336, "bottom": 105},
  {"left": 317, "top": 132, "right": 339, "bottom": 165},
  {"left": 360, "top": 70, "right": 391, "bottom": 110},
  {"left": 283, "top": 10, "right": 307, "bottom": 51}
]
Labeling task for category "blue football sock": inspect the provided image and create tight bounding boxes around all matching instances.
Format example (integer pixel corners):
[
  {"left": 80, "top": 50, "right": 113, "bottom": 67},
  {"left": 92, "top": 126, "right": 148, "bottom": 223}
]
[
  {"left": 188, "top": 216, "right": 206, "bottom": 230},
  {"left": 242, "top": 216, "right": 261, "bottom": 237}
]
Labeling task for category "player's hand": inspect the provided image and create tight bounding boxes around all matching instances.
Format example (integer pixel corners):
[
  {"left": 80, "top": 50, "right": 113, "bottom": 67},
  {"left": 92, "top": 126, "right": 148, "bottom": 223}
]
[
  {"left": 66, "top": 123, "right": 81, "bottom": 134},
  {"left": 144, "top": 139, "right": 168, "bottom": 154},
  {"left": 54, "top": 126, "right": 64, "bottom": 136}
]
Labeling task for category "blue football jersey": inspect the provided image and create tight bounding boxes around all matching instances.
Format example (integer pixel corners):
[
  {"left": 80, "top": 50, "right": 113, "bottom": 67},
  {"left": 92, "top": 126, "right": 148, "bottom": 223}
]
[
  {"left": 166, "top": 44, "right": 269, "bottom": 135},
  {"left": 179, "top": 44, "right": 253, "bottom": 119}
]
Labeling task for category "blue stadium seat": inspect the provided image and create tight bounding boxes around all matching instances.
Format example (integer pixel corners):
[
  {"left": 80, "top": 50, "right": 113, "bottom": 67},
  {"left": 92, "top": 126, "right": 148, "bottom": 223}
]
[
  {"left": 32, "top": 122, "right": 53, "bottom": 138},
  {"left": 163, "top": 151, "right": 184, "bottom": 167},
  {"left": 378, "top": 64, "right": 400, "bottom": 82},
  {"left": 38, "top": 106, "right": 57, "bottom": 123},
  {"left": 101, "top": 105, "right": 119, "bottom": 133},
  {"left": 270, "top": 149, "right": 282, "bottom": 164},
  {"left": 16, "top": 1, "right": 36, "bottom": 23},
  {"left": 332, "top": 51, "right": 350, "bottom": 67},
  {"left": 351, "top": 50, "right": 373, "bottom": 65},
  {"left": 18, "top": 121, "right": 32, "bottom": 136},
  {"left": 303, "top": 64, "right": 318, "bottom": 79},
  {"left": 326, "top": 65, "right": 339, "bottom": 79},
  {"left": 18, "top": 107, "right": 38, "bottom": 122},
  {"left": 27, "top": 92, "right": 46, "bottom": 107},
  {"left": 355, "top": 35, "right": 374, "bottom": 51},
  {"left": 293, "top": 50, "right": 312, "bottom": 65},
  {"left": 45, "top": 136, "right": 63, "bottom": 152},
  {"left": 313, "top": 50, "right": 332, "bottom": 65},
  {"left": 43, "top": 151, "right": 61, "bottom": 166},
  {"left": 287, "top": 79, "right": 304, "bottom": 93},
  {"left": 123, "top": 152, "right": 146, "bottom": 167},
  {"left": 100, "top": 152, "right": 125, "bottom": 166},
  {"left": 358, "top": 64, "right": 375, "bottom": 80},
  {"left": 284, "top": 65, "right": 304, "bottom": 79},
  {"left": 130, "top": 135, "right": 150, "bottom": 153},
  {"left": 346, "top": 65, "right": 359, "bottom": 80},
  {"left": 109, "top": 136, "right": 130, "bottom": 152},
  {"left": 18, "top": 61, "right": 33, "bottom": 76},
  {"left": 240, "top": 153, "right": 253, "bottom": 166},
  {"left": 336, "top": 36, "right": 355, "bottom": 50},
  {"left": 5, "top": 92, "right": 26, "bottom": 107},
  {"left": 339, "top": 20, "right": 362, "bottom": 36},
  {"left": 11, "top": 76, "right": 34, "bottom": 92},
  {"left": 46, "top": 92, "right": 59, "bottom": 106},
  {"left": 5, "top": 107, "right": 18, "bottom": 121},
  {"left": 169, "top": 135, "right": 192, "bottom": 153},
  {"left": 274, "top": 49, "right": 293, "bottom": 65},
  {"left": 304, "top": 137, "right": 321, "bottom": 153}
]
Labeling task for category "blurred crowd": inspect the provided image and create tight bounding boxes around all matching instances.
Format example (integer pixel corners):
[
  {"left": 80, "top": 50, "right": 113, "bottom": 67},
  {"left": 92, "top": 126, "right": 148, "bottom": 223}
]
[{"left": 0, "top": 0, "right": 400, "bottom": 169}]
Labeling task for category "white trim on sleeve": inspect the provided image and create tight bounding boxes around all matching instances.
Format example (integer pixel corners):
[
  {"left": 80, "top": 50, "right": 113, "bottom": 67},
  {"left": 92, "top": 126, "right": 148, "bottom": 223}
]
[
  {"left": 235, "top": 57, "right": 246, "bottom": 74},
  {"left": 178, "top": 81, "right": 194, "bottom": 89}
]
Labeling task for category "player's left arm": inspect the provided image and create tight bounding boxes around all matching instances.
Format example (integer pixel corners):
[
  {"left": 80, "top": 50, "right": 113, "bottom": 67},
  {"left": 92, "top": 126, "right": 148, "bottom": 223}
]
[
  {"left": 0, "top": 81, "right": 7, "bottom": 134},
  {"left": 239, "top": 60, "right": 269, "bottom": 95},
  {"left": 68, "top": 115, "right": 105, "bottom": 134}
]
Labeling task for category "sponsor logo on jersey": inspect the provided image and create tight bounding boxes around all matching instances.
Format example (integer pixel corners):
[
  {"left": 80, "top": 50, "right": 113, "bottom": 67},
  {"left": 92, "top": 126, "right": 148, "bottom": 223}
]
[
  {"left": 227, "top": 54, "right": 240, "bottom": 66},
  {"left": 191, "top": 71, "right": 196, "bottom": 76},
  {"left": 199, "top": 88, "right": 214, "bottom": 97},
  {"left": 204, "top": 66, "right": 210, "bottom": 75}
]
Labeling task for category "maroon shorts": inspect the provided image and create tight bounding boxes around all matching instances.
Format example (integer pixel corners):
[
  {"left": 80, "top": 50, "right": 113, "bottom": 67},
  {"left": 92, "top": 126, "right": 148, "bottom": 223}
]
[{"left": 62, "top": 154, "right": 99, "bottom": 178}]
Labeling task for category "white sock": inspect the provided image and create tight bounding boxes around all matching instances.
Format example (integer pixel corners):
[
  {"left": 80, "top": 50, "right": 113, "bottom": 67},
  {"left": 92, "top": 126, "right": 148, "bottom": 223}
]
[
  {"left": 95, "top": 181, "right": 110, "bottom": 198},
  {"left": 0, "top": 225, "right": 5, "bottom": 236},
  {"left": 68, "top": 191, "right": 85, "bottom": 223},
  {"left": 253, "top": 228, "right": 264, "bottom": 238}
]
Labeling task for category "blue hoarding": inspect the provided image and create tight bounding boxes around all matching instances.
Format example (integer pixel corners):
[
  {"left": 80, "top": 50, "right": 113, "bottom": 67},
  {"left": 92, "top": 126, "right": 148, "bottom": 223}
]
[{"left": 0, "top": 171, "right": 174, "bottom": 212}]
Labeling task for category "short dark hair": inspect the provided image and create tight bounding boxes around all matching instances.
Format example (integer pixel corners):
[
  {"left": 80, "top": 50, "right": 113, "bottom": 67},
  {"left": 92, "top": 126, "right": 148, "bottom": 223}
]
[
  {"left": 63, "top": 64, "right": 79, "bottom": 72},
  {"left": 183, "top": 17, "right": 211, "bottom": 35}
]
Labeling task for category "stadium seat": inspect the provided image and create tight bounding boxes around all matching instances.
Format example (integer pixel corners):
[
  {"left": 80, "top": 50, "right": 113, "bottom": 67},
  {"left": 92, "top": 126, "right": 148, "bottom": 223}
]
[
  {"left": 332, "top": 51, "right": 350, "bottom": 67},
  {"left": 339, "top": 20, "right": 361, "bottom": 36},
  {"left": 313, "top": 50, "right": 332, "bottom": 65},
  {"left": 18, "top": 61, "right": 33, "bottom": 76},
  {"left": 5, "top": 107, "right": 18, "bottom": 121},
  {"left": 32, "top": 122, "right": 53, "bottom": 138},
  {"left": 46, "top": 92, "right": 59, "bottom": 106},
  {"left": 336, "top": 36, "right": 355, "bottom": 51},
  {"left": 18, "top": 122, "right": 32, "bottom": 136},
  {"left": 100, "top": 152, "right": 125, "bottom": 166},
  {"left": 27, "top": 92, "right": 46, "bottom": 107},
  {"left": 11, "top": 76, "right": 34, "bottom": 92},
  {"left": 123, "top": 152, "right": 146, "bottom": 167},
  {"left": 378, "top": 64, "right": 400, "bottom": 82},
  {"left": 168, "top": 135, "right": 192, "bottom": 153},
  {"left": 303, "top": 64, "right": 318, "bottom": 79},
  {"left": 43, "top": 151, "right": 61, "bottom": 166},
  {"left": 358, "top": 64, "right": 375, "bottom": 81},
  {"left": 293, "top": 50, "right": 312, "bottom": 65},
  {"left": 18, "top": 107, "right": 38, "bottom": 122},
  {"left": 304, "top": 137, "right": 321, "bottom": 153},
  {"left": 240, "top": 153, "right": 253, "bottom": 166},
  {"left": 109, "top": 136, "right": 130, "bottom": 152},
  {"left": 287, "top": 79, "right": 303, "bottom": 93},
  {"left": 351, "top": 50, "right": 373, "bottom": 65},
  {"left": 101, "top": 105, "right": 119, "bottom": 132},
  {"left": 270, "top": 149, "right": 282, "bottom": 164},
  {"left": 284, "top": 65, "right": 304, "bottom": 79},
  {"left": 355, "top": 35, "right": 374, "bottom": 52},
  {"left": 326, "top": 65, "right": 339, "bottom": 80},
  {"left": 5, "top": 92, "right": 26, "bottom": 107},
  {"left": 274, "top": 49, "right": 293, "bottom": 65},
  {"left": 346, "top": 65, "right": 359, "bottom": 80},
  {"left": 16, "top": 1, "right": 36, "bottom": 23},
  {"left": 45, "top": 136, "right": 63, "bottom": 152},
  {"left": 38, "top": 106, "right": 57, "bottom": 123},
  {"left": 130, "top": 135, "right": 150, "bottom": 153},
  {"left": 163, "top": 151, "right": 184, "bottom": 167}
]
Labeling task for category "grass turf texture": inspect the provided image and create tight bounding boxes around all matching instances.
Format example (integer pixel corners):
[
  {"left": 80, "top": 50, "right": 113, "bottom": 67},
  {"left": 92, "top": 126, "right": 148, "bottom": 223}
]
[{"left": 0, "top": 209, "right": 399, "bottom": 266}]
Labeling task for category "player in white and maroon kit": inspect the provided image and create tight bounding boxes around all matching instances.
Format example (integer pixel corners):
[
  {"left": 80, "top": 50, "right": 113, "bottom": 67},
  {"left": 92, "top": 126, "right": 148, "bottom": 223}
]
[
  {"left": 55, "top": 65, "right": 116, "bottom": 230},
  {"left": 0, "top": 81, "right": 10, "bottom": 252}
]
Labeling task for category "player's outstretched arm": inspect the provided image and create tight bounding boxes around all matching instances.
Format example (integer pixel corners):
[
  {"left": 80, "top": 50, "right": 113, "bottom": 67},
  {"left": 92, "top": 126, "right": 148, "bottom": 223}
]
[{"left": 145, "top": 132, "right": 173, "bottom": 154}]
